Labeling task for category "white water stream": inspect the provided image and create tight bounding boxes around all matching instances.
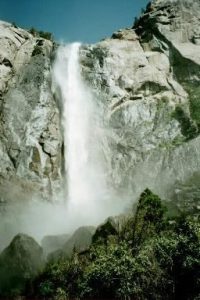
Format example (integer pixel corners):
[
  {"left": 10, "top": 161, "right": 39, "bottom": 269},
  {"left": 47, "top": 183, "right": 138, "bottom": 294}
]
[
  {"left": 53, "top": 43, "right": 118, "bottom": 226},
  {"left": 0, "top": 43, "right": 125, "bottom": 248}
]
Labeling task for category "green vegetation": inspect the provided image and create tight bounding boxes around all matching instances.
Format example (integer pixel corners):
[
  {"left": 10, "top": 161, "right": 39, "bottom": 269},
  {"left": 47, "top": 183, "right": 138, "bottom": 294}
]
[
  {"left": 0, "top": 234, "right": 44, "bottom": 298},
  {"left": 32, "top": 45, "right": 43, "bottom": 57},
  {"left": 30, "top": 27, "right": 53, "bottom": 56},
  {"left": 30, "top": 189, "right": 200, "bottom": 300},
  {"left": 172, "top": 105, "right": 198, "bottom": 140},
  {"left": 29, "top": 27, "right": 53, "bottom": 41},
  {"left": 187, "top": 85, "right": 200, "bottom": 129},
  {"left": 133, "top": 2, "right": 151, "bottom": 28},
  {"left": 11, "top": 22, "right": 18, "bottom": 28}
]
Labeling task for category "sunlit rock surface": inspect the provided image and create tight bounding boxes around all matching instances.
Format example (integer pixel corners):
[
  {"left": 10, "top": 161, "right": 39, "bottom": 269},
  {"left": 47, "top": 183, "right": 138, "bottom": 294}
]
[
  {"left": 0, "top": 0, "right": 200, "bottom": 212},
  {"left": 80, "top": 0, "right": 200, "bottom": 208},
  {"left": 0, "top": 21, "right": 62, "bottom": 202}
]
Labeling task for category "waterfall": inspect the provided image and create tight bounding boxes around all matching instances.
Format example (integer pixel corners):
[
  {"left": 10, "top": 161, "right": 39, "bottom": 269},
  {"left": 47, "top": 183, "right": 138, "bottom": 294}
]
[
  {"left": 54, "top": 44, "right": 91, "bottom": 200},
  {"left": 52, "top": 43, "right": 124, "bottom": 229},
  {"left": 53, "top": 43, "right": 108, "bottom": 226},
  {"left": 0, "top": 43, "right": 126, "bottom": 246}
]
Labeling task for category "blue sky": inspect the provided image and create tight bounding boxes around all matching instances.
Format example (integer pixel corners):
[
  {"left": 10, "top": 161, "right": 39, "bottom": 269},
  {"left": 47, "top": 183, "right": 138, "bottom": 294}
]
[{"left": 0, "top": 0, "right": 149, "bottom": 43}]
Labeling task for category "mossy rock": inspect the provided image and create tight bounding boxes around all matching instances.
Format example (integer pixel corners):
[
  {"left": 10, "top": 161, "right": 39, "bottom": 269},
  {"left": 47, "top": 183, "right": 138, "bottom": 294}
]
[{"left": 0, "top": 234, "right": 44, "bottom": 296}]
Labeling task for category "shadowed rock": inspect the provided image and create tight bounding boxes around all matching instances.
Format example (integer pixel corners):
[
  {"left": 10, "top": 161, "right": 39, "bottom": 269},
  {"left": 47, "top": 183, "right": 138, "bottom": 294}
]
[
  {"left": 0, "top": 233, "right": 44, "bottom": 296},
  {"left": 42, "top": 233, "right": 69, "bottom": 255},
  {"left": 63, "top": 226, "right": 96, "bottom": 257}
]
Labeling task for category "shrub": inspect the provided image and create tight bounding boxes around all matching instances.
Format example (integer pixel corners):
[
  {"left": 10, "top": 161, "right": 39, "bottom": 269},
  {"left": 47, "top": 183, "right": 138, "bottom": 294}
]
[
  {"left": 172, "top": 215, "right": 200, "bottom": 299},
  {"left": 78, "top": 240, "right": 171, "bottom": 300},
  {"left": 34, "top": 254, "right": 84, "bottom": 299},
  {"left": 29, "top": 191, "right": 200, "bottom": 300},
  {"left": 131, "top": 188, "right": 167, "bottom": 248},
  {"left": 29, "top": 27, "right": 53, "bottom": 41},
  {"left": 172, "top": 105, "right": 198, "bottom": 140},
  {"left": 32, "top": 45, "right": 43, "bottom": 57},
  {"left": 38, "top": 31, "right": 52, "bottom": 41}
]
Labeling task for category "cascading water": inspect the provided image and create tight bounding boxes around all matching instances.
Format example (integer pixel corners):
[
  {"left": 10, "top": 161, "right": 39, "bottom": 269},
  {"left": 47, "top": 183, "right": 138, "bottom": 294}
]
[
  {"left": 53, "top": 43, "right": 119, "bottom": 227},
  {"left": 54, "top": 43, "right": 93, "bottom": 203},
  {"left": 0, "top": 43, "right": 126, "bottom": 248}
]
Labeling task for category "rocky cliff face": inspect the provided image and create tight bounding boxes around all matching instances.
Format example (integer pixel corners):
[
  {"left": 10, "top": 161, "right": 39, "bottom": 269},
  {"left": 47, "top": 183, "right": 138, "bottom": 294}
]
[
  {"left": 0, "top": 21, "right": 63, "bottom": 203},
  {"left": 0, "top": 0, "right": 199, "bottom": 212},
  {"left": 80, "top": 0, "right": 200, "bottom": 210}
]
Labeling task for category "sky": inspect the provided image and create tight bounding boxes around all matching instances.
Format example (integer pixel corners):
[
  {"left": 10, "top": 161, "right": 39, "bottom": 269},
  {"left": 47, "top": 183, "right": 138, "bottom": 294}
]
[{"left": 0, "top": 0, "right": 149, "bottom": 43}]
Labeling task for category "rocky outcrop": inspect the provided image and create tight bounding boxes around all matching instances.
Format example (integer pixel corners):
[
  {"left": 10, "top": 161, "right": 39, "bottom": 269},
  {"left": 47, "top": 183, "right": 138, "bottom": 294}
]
[
  {"left": 0, "top": 233, "right": 44, "bottom": 295},
  {"left": 42, "top": 233, "right": 69, "bottom": 255},
  {"left": 79, "top": 0, "right": 200, "bottom": 209},
  {"left": 63, "top": 226, "right": 96, "bottom": 257},
  {"left": 0, "top": 21, "right": 62, "bottom": 203}
]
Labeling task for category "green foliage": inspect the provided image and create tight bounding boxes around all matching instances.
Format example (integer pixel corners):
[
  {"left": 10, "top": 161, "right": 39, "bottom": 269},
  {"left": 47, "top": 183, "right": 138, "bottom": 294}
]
[
  {"left": 11, "top": 22, "right": 18, "bottom": 28},
  {"left": 133, "top": 16, "right": 139, "bottom": 27},
  {"left": 92, "top": 218, "right": 118, "bottom": 244},
  {"left": 32, "top": 45, "right": 43, "bottom": 57},
  {"left": 146, "top": 2, "right": 153, "bottom": 12},
  {"left": 23, "top": 190, "right": 200, "bottom": 299},
  {"left": 133, "top": 2, "right": 152, "bottom": 28},
  {"left": 79, "top": 242, "right": 134, "bottom": 299},
  {"left": 131, "top": 189, "right": 167, "bottom": 248},
  {"left": 171, "top": 71, "right": 200, "bottom": 135},
  {"left": 38, "top": 31, "right": 52, "bottom": 40},
  {"left": 29, "top": 27, "right": 53, "bottom": 41},
  {"left": 190, "top": 96, "right": 200, "bottom": 123},
  {"left": 34, "top": 254, "right": 83, "bottom": 299},
  {"left": 187, "top": 85, "right": 200, "bottom": 129},
  {"left": 78, "top": 241, "right": 171, "bottom": 300},
  {"left": 29, "top": 27, "right": 36, "bottom": 36},
  {"left": 172, "top": 215, "right": 200, "bottom": 299},
  {"left": 172, "top": 105, "right": 198, "bottom": 140},
  {"left": 0, "top": 234, "right": 43, "bottom": 298}
]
